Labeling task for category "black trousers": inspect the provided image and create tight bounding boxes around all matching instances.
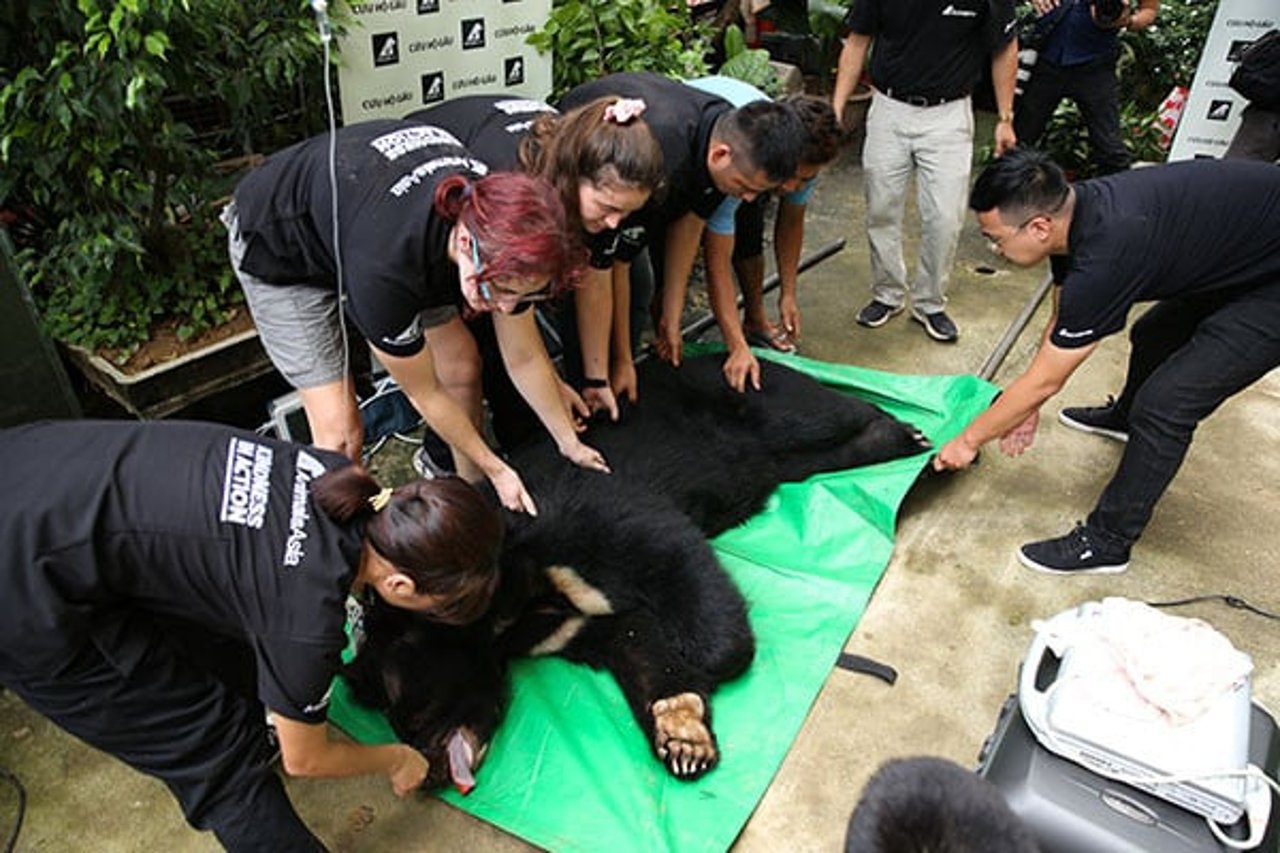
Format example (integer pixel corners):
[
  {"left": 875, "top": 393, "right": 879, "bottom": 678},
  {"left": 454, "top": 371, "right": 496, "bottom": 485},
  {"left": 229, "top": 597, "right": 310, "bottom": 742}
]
[
  {"left": 1015, "top": 53, "right": 1131, "bottom": 175},
  {"left": 0, "top": 612, "right": 325, "bottom": 852},
  {"left": 733, "top": 197, "right": 766, "bottom": 262},
  {"left": 1087, "top": 279, "right": 1280, "bottom": 548}
]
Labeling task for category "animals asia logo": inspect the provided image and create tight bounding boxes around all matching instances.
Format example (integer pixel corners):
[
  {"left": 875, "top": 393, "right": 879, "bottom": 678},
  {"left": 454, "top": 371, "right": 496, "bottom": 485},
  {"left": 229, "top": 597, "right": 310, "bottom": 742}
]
[
  {"left": 421, "top": 72, "right": 445, "bottom": 104},
  {"left": 461, "top": 17, "right": 486, "bottom": 50},
  {"left": 372, "top": 32, "right": 400, "bottom": 67},
  {"left": 505, "top": 56, "right": 525, "bottom": 86}
]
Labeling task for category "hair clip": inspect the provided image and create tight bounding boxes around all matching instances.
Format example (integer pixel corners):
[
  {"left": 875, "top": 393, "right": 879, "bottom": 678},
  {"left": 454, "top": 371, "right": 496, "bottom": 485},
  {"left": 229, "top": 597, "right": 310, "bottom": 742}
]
[
  {"left": 604, "top": 98, "right": 647, "bottom": 125},
  {"left": 368, "top": 487, "right": 394, "bottom": 512}
]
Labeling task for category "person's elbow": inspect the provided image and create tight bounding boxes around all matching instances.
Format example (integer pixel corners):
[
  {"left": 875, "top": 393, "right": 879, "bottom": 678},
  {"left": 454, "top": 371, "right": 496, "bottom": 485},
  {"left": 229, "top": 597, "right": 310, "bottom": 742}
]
[
  {"left": 280, "top": 748, "right": 323, "bottom": 779},
  {"left": 275, "top": 722, "right": 331, "bottom": 779}
]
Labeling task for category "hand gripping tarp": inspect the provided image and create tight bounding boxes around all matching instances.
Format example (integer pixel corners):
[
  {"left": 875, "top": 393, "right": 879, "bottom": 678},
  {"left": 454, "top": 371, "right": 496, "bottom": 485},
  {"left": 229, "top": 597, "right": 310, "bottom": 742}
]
[{"left": 328, "top": 352, "right": 997, "bottom": 852}]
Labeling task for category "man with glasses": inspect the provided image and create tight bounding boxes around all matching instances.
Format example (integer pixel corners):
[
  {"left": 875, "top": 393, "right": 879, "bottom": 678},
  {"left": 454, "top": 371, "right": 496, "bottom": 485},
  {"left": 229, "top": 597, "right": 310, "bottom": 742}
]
[{"left": 935, "top": 147, "right": 1280, "bottom": 574}]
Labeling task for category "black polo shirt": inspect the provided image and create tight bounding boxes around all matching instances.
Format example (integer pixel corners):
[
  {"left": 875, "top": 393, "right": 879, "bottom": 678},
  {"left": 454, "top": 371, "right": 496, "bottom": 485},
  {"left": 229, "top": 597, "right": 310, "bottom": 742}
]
[
  {"left": 843, "top": 0, "right": 1016, "bottom": 102},
  {"left": 558, "top": 72, "right": 732, "bottom": 257},
  {"left": 232, "top": 119, "right": 489, "bottom": 357},
  {"left": 1048, "top": 160, "right": 1280, "bottom": 349},
  {"left": 0, "top": 420, "right": 362, "bottom": 723}
]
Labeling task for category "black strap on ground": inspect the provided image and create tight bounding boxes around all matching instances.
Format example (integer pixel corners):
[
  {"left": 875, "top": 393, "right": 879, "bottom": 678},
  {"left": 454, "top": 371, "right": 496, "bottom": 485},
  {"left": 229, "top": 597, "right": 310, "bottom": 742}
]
[
  {"left": 1148, "top": 593, "right": 1280, "bottom": 621},
  {"left": 836, "top": 652, "right": 898, "bottom": 685},
  {"left": 977, "top": 270, "right": 1055, "bottom": 381}
]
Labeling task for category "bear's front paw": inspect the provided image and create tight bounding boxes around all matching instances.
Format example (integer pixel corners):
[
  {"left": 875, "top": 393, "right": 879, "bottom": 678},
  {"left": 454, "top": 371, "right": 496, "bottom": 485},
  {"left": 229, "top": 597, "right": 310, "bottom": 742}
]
[{"left": 651, "top": 692, "right": 718, "bottom": 779}]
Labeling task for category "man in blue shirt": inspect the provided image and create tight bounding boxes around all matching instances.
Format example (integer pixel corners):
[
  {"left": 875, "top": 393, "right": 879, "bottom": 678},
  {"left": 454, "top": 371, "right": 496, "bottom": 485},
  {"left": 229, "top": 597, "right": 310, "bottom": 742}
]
[{"left": 686, "top": 76, "right": 840, "bottom": 391}]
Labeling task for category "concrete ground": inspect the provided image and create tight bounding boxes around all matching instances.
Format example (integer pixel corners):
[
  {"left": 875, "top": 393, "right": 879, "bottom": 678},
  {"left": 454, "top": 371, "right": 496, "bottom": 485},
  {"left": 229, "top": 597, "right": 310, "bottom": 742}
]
[{"left": 2, "top": 131, "right": 1278, "bottom": 852}]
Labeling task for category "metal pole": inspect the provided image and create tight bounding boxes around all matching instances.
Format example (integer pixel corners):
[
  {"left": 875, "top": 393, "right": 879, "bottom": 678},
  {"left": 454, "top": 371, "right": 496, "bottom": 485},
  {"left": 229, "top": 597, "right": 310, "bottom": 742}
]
[
  {"left": 977, "top": 270, "right": 1054, "bottom": 381},
  {"left": 679, "top": 238, "right": 847, "bottom": 341}
]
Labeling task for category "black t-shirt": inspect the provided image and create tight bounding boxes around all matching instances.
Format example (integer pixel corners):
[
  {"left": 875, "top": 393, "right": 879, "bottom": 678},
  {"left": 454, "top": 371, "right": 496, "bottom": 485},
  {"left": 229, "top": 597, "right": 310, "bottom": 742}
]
[
  {"left": 558, "top": 72, "right": 732, "bottom": 257},
  {"left": 405, "top": 95, "right": 551, "bottom": 172},
  {"left": 0, "top": 420, "right": 363, "bottom": 723},
  {"left": 843, "top": 0, "right": 1016, "bottom": 100},
  {"left": 232, "top": 119, "right": 489, "bottom": 357},
  {"left": 408, "top": 96, "right": 621, "bottom": 271},
  {"left": 1048, "top": 160, "right": 1280, "bottom": 348}
]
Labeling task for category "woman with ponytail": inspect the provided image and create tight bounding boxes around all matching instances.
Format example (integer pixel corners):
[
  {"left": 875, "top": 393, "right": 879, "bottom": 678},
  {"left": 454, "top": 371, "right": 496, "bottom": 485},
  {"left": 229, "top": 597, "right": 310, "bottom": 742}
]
[
  {"left": 226, "top": 119, "right": 607, "bottom": 515},
  {"left": 0, "top": 418, "right": 502, "bottom": 850}
]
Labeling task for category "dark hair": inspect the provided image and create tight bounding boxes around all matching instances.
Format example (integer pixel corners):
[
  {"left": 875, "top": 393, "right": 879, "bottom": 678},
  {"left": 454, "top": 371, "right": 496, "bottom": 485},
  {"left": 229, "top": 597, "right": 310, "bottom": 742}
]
[
  {"left": 519, "top": 96, "right": 666, "bottom": 231},
  {"left": 433, "top": 170, "right": 588, "bottom": 295},
  {"left": 712, "top": 100, "right": 804, "bottom": 183},
  {"left": 784, "top": 94, "right": 841, "bottom": 168},
  {"left": 311, "top": 465, "right": 502, "bottom": 625},
  {"left": 845, "top": 757, "right": 1039, "bottom": 853},
  {"left": 969, "top": 147, "right": 1071, "bottom": 224}
]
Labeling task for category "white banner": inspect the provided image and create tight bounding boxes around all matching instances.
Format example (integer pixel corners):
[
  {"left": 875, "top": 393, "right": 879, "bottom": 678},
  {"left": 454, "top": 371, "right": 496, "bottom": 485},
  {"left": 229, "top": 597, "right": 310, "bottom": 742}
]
[
  {"left": 1168, "top": 0, "right": 1277, "bottom": 161},
  {"left": 334, "top": 0, "right": 553, "bottom": 124}
]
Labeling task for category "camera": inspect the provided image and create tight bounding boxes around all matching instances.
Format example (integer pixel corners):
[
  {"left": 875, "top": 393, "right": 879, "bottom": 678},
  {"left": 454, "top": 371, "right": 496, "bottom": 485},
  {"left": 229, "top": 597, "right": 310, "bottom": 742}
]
[{"left": 1091, "top": 0, "right": 1128, "bottom": 28}]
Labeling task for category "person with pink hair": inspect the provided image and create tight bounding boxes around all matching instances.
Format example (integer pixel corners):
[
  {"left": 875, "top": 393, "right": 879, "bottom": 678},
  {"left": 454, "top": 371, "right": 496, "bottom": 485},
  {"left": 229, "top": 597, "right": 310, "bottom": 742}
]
[{"left": 226, "top": 119, "right": 604, "bottom": 514}]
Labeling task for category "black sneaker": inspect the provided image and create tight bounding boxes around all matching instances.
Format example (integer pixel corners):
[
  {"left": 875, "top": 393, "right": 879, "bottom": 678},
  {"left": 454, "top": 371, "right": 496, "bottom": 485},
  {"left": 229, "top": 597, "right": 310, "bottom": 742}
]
[
  {"left": 910, "top": 308, "right": 958, "bottom": 343},
  {"left": 856, "top": 299, "right": 904, "bottom": 328},
  {"left": 1058, "top": 397, "right": 1129, "bottom": 443},
  {"left": 1017, "top": 523, "right": 1130, "bottom": 575},
  {"left": 412, "top": 432, "right": 455, "bottom": 479}
]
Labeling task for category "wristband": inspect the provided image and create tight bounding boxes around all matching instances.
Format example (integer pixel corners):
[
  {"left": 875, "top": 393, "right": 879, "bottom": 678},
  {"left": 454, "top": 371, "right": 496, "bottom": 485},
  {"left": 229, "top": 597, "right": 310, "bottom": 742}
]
[{"left": 582, "top": 377, "right": 609, "bottom": 389}]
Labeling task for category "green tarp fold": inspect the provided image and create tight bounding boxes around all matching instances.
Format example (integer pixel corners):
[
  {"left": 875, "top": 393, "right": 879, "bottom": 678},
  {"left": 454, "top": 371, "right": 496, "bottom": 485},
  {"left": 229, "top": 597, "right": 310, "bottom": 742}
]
[{"left": 330, "top": 353, "right": 996, "bottom": 852}]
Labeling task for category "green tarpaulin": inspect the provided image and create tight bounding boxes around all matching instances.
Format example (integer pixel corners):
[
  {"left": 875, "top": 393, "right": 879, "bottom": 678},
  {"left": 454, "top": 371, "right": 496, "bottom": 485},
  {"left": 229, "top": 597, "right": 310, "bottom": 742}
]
[{"left": 329, "top": 353, "right": 996, "bottom": 852}]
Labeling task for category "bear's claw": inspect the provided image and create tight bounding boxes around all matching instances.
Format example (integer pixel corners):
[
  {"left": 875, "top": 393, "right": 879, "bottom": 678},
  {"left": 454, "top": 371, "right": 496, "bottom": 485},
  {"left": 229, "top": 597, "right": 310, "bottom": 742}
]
[{"left": 652, "top": 692, "right": 718, "bottom": 779}]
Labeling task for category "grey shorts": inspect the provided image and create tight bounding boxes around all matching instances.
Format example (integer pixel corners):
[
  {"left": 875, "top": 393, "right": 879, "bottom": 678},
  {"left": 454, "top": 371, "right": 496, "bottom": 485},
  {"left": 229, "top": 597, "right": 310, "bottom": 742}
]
[{"left": 223, "top": 203, "right": 457, "bottom": 389}]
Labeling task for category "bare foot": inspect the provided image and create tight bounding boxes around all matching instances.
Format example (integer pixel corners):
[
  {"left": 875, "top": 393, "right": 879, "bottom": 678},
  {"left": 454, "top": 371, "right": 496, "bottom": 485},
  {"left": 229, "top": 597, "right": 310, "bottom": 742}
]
[{"left": 651, "top": 692, "right": 718, "bottom": 779}]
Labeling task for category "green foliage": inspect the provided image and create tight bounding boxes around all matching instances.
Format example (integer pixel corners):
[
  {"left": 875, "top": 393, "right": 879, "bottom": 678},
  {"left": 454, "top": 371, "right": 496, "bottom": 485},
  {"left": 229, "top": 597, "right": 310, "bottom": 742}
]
[
  {"left": 0, "top": 0, "right": 328, "bottom": 358},
  {"left": 527, "top": 0, "right": 713, "bottom": 103},
  {"left": 1121, "top": 0, "right": 1218, "bottom": 108},
  {"left": 718, "top": 24, "right": 778, "bottom": 95},
  {"left": 808, "top": 0, "right": 854, "bottom": 79},
  {"left": 1035, "top": 100, "right": 1167, "bottom": 177}
]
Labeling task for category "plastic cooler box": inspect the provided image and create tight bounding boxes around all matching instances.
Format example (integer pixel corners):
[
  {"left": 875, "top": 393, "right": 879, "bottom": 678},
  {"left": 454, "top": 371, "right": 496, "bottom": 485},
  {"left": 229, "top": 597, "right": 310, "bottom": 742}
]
[{"left": 977, "top": 695, "right": 1279, "bottom": 852}]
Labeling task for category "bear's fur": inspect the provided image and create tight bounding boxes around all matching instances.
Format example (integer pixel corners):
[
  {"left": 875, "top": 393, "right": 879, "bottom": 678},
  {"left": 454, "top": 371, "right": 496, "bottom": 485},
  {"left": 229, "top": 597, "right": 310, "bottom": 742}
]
[{"left": 343, "top": 355, "right": 931, "bottom": 787}]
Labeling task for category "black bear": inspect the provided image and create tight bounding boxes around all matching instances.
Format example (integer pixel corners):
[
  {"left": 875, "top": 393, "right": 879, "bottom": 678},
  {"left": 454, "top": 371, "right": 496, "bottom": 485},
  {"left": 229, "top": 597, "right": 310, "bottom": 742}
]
[
  {"left": 343, "top": 354, "right": 931, "bottom": 789},
  {"left": 846, "top": 757, "right": 1039, "bottom": 852}
]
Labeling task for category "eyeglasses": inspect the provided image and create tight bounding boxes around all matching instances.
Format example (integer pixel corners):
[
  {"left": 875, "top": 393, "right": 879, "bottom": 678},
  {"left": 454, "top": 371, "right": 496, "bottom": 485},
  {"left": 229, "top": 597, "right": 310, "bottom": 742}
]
[
  {"left": 984, "top": 214, "right": 1039, "bottom": 253},
  {"left": 470, "top": 238, "right": 554, "bottom": 306}
]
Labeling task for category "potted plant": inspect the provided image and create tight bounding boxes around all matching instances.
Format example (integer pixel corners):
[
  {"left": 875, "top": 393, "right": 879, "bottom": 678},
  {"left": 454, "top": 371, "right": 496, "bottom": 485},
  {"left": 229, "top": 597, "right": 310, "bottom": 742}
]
[
  {"left": 527, "top": 0, "right": 714, "bottom": 101},
  {"left": 0, "top": 0, "right": 329, "bottom": 415}
]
